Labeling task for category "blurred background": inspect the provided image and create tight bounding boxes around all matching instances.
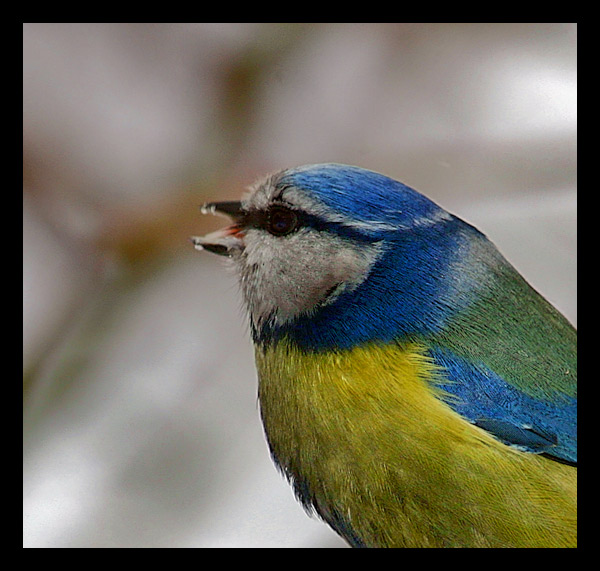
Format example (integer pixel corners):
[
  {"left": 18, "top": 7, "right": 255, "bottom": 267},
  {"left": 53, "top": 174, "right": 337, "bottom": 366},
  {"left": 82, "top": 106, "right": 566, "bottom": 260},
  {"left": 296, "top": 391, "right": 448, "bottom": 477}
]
[{"left": 23, "top": 23, "right": 577, "bottom": 548}]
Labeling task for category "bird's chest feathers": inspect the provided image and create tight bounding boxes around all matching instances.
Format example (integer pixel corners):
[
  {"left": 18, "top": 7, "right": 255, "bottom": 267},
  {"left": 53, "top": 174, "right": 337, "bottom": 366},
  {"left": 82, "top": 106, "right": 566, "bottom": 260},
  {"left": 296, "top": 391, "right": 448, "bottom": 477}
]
[{"left": 255, "top": 340, "right": 466, "bottom": 496}]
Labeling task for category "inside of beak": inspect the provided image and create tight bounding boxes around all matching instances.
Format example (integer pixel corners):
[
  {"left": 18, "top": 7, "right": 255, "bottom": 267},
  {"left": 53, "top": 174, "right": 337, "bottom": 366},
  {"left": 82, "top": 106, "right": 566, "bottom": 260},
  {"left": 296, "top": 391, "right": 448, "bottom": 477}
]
[{"left": 191, "top": 201, "right": 246, "bottom": 256}]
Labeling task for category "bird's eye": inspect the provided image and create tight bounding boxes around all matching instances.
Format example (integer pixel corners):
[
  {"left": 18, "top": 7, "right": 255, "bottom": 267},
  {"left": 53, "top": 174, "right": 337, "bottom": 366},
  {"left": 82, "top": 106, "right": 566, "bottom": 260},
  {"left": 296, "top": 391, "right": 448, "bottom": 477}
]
[{"left": 267, "top": 206, "right": 299, "bottom": 237}]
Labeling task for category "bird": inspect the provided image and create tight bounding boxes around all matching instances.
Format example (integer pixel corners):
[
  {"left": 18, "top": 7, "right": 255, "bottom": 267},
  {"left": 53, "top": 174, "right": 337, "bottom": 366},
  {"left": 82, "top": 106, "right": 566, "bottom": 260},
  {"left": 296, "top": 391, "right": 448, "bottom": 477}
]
[{"left": 192, "top": 163, "right": 577, "bottom": 548}]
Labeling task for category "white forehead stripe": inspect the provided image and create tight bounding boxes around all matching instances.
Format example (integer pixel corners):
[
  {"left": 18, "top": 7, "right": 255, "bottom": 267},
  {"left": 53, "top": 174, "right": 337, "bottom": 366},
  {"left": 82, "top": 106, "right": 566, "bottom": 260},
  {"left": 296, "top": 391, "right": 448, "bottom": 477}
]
[{"left": 279, "top": 185, "right": 452, "bottom": 233}]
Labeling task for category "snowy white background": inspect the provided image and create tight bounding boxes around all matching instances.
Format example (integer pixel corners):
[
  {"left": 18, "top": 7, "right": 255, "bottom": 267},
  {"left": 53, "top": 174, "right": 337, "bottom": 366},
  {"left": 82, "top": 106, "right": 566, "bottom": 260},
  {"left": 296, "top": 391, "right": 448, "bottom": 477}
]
[{"left": 23, "top": 23, "right": 576, "bottom": 548}]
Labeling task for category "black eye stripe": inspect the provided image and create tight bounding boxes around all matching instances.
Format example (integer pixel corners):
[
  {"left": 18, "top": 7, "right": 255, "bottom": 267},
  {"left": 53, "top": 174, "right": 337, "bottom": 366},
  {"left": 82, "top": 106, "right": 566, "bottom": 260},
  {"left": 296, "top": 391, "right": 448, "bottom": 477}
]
[
  {"left": 240, "top": 204, "right": 300, "bottom": 234},
  {"left": 267, "top": 206, "right": 298, "bottom": 236},
  {"left": 239, "top": 204, "right": 375, "bottom": 242}
]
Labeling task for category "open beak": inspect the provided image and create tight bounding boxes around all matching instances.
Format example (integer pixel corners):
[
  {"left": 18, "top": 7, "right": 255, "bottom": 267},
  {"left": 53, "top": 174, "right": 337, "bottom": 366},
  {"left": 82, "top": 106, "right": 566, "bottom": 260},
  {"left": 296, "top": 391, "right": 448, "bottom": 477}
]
[{"left": 191, "top": 201, "right": 245, "bottom": 256}]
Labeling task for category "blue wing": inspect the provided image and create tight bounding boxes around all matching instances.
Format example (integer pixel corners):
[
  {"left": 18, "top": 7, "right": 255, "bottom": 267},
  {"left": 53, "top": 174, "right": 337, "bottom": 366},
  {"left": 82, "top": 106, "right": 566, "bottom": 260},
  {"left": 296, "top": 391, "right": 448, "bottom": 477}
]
[{"left": 430, "top": 348, "right": 577, "bottom": 465}]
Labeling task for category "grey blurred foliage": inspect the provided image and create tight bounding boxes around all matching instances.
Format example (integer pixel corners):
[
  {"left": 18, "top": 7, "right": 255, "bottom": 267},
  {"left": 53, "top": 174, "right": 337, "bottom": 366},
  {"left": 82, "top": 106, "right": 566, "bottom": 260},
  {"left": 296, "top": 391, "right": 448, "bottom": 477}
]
[{"left": 23, "top": 23, "right": 576, "bottom": 548}]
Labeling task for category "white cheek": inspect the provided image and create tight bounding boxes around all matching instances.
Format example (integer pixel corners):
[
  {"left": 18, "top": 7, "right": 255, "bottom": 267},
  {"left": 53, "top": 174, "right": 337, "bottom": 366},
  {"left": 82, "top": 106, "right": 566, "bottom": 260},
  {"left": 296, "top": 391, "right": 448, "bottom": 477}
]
[
  {"left": 236, "top": 229, "right": 382, "bottom": 326},
  {"left": 329, "top": 250, "right": 369, "bottom": 283}
]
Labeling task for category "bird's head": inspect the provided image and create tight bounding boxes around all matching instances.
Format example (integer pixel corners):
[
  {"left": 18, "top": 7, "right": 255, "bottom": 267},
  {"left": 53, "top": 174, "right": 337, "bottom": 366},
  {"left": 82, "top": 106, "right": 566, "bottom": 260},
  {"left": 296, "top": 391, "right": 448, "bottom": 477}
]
[{"left": 193, "top": 164, "right": 479, "bottom": 349}]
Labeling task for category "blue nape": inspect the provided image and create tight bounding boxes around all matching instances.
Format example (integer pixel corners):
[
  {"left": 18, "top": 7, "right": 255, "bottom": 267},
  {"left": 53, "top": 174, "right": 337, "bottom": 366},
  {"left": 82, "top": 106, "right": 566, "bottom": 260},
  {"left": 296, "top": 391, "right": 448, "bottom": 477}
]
[{"left": 258, "top": 215, "right": 469, "bottom": 351}]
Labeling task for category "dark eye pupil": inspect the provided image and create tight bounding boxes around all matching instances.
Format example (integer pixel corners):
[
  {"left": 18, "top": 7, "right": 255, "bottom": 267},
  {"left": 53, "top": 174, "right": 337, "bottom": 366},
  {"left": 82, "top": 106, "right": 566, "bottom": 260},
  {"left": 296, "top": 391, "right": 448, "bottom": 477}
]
[{"left": 268, "top": 207, "right": 298, "bottom": 236}]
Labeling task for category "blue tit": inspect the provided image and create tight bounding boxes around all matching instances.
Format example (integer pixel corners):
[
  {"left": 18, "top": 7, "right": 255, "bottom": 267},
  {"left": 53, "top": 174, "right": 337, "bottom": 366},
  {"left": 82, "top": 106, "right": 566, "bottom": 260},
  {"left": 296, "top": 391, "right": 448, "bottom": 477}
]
[{"left": 192, "top": 164, "right": 576, "bottom": 548}]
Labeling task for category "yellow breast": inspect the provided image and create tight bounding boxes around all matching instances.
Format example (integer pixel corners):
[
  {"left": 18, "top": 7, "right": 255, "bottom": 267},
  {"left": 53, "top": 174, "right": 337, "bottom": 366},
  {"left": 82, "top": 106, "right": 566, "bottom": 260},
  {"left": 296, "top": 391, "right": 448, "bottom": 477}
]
[{"left": 255, "top": 340, "right": 577, "bottom": 547}]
